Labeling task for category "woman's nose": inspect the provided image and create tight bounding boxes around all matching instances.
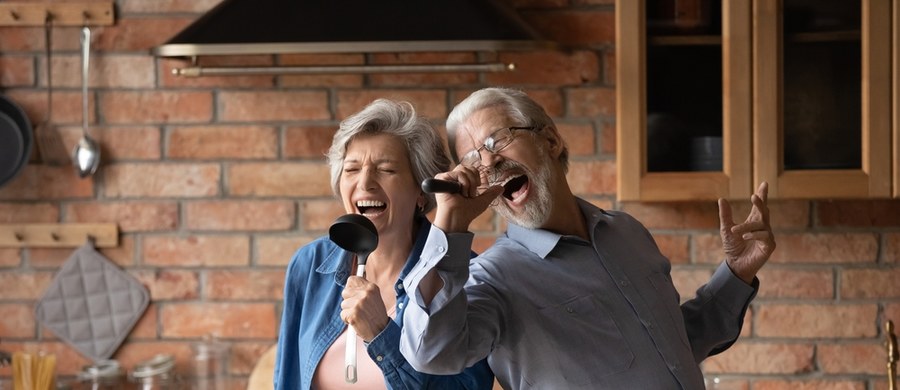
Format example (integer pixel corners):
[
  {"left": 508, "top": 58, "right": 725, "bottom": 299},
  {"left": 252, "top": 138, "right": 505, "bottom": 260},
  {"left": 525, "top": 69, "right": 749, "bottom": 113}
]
[{"left": 357, "top": 168, "right": 377, "bottom": 191}]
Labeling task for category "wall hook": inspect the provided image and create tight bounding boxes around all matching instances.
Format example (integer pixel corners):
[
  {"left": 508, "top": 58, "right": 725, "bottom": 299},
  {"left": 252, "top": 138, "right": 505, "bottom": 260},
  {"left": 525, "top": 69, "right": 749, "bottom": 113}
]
[
  {"left": 9, "top": 10, "right": 19, "bottom": 20},
  {"left": 14, "top": 233, "right": 23, "bottom": 242},
  {"left": 50, "top": 232, "right": 60, "bottom": 241}
]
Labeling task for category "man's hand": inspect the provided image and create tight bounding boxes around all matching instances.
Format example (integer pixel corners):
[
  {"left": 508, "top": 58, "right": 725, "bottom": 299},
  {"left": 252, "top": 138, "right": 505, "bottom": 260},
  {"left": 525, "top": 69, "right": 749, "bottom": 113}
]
[
  {"left": 432, "top": 165, "right": 503, "bottom": 234},
  {"left": 718, "top": 182, "right": 777, "bottom": 284}
]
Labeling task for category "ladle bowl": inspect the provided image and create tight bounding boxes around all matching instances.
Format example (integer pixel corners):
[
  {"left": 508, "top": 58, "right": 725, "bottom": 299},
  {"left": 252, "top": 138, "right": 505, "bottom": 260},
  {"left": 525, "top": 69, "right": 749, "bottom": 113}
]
[{"left": 328, "top": 213, "right": 378, "bottom": 384}]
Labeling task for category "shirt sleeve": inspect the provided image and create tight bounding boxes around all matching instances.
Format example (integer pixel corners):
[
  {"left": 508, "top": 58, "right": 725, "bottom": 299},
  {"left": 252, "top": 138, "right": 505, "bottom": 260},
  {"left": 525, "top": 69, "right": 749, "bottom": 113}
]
[
  {"left": 400, "top": 225, "right": 496, "bottom": 375},
  {"left": 367, "top": 320, "right": 494, "bottom": 389},
  {"left": 681, "top": 260, "right": 758, "bottom": 362}
]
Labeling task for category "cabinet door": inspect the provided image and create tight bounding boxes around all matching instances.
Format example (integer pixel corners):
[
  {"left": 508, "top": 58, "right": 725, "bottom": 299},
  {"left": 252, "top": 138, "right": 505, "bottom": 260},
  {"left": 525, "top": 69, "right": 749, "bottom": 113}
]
[
  {"left": 895, "top": 0, "right": 900, "bottom": 198},
  {"left": 617, "top": 0, "right": 753, "bottom": 201},
  {"left": 753, "top": 0, "right": 892, "bottom": 198}
]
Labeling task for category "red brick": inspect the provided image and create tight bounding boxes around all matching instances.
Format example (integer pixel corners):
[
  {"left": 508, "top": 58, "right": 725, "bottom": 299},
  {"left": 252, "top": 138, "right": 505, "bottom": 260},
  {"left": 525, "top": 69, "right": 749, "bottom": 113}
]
[
  {"left": 132, "top": 269, "right": 199, "bottom": 300},
  {"left": 817, "top": 199, "right": 900, "bottom": 227},
  {"left": 369, "top": 52, "right": 480, "bottom": 86},
  {"left": 128, "top": 302, "right": 158, "bottom": 339},
  {"left": 103, "top": 163, "right": 220, "bottom": 198},
  {"left": 256, "top": 235, "right": 315, "bottom": 266},
  {"left": 336, "top": 90, "right": 447, "bottom": 120},
  {"left": 114, "top": 341, "right": 193, "bottom": 371},
  {"left": 602, "top": 50, "right": 616, "bottom": 86},
  {"left": 567, "top": 160, "right": 616, "bottom": 195},
  {"left": 756, "top": 268, "right": 833, "bottom": 299},
  {"left": 0, "top": 203, "right": 59, "bottom": 222},
  {"left": 300, "top": 200, "right": 346, "bottom": 231},
  {"left": 119, "top": 0, "right": 221, "bottom": 13},
  {"left": 65, "top": 201, "right": 178, "bottom": 232},
  {"left": 728, "top": 199, "right": 810, "bottom": 229},
  {"left": 623, "top": 202, "right": 720, "bottom": 230},
  {"left": 284, "top": 125, "right": 336, "bottom": 159},
  {"left": 651, "top": 234, "right": 689, "bottom": 264},
  {"left": 47, "top": 55, "right": 154, "bottom": 88},
  {"left": 556, "top": 123, "right": 596, "bottom": 157},
  {"left": 692, "top": 234, "right": 724, "bottom": 264},
  {"left": 102, "top": 91, "right": 214, "bottom": 124},
  {"left": 0, "top": 248, "right": 21, "bottom": 267},
  {"left": 142, "top": 235, "right": 250, "bottom": 267},
  {"left": 702, "top": 342, "right": 814, "bottom": 374},
  {"left": 699, "top": 377, "right": 748, "bottom": 390},
  {"left": 64, "top": 126, "right": 162, "bottom": 161},
  {"left": 671, "top": 268, "right": 713, "bottom": 299},
  {"left": 0, "top": 26, "right": 42, "bottom": 51},
  {"left": 755, "top": 304, "right": 877, "bottom": 338},
  {"left": 230, "top": 342, "right": 277, "bottom": 375},
  {"left": 600, "top": 121, "right": 616, "bottom": 154},
  {"left": 0, "top": 271, "right": 53, "bottom": 299},
  {"left": 161, "top": 303, "right": 277, "bottom": 338},
  {"left": 449, "top": 88, "right": 565, "bottom": 117},
  {"left": 768, "top": 233, "right": 878, "bottom": 264},
  {"left": 487, "top": 51, "right": 599, "bottom": 86},
  {"left": 817, "top": 343, "right": 882, "bottom": 375},
  {"left": 160, "top": 57, "right": 277, "bottom": 88},
  {"left": 227, "top": 163, "right": 331, "bottom": 197},
  {"left": 567, "top": 87, "right": 616, "bottom": 117},
  {"left": 0, "top": 56, "right": 33, "bottom": 86},
  {"left": 0, "top": 166, "right": 94, "bottom": 200},
  {"left": 168, "top": 126, "right": 278, "bottom": 159},
  {"left": 279, "top": 53, "right": 365, "bottom": 88},
  {"left": 0, "top": 341, "right": 90, "bottom": 376},
  {"left": 882, "top": 303, "right": 900, "bottom": 327},
  {"left": 205, "top": 270, "right": 286, "bottom": 300},
  {"left": 90, "top": 18, "right": 194, "bottom": 51},
  {"left": 219, "top": 91, "right": 330, "bottom": 122},
  {"left": 841, "top": 268, "right": 900, "bottom": 298},
  {"left": 753, "top": 380, "right": 864, "bottom": 390},
  {"left": 887, "top": 233, "right": 900, "bottom": 263},
  {"left": 185, "top": 200, "right": 295, "bottom": 231},
  {"left": 5, "top": 90, "right": 94, "bottom": 125},
  {"left": 0, "top": 303, "right": 35, "bottom": 337}
]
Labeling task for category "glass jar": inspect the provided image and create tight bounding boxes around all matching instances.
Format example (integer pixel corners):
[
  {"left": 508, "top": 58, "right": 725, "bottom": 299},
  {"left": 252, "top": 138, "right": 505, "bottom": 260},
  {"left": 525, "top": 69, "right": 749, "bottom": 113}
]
[
  {"left": 129, "top": 354, "right": 178, "bottom": 390},
  {"left": 189, "top": 340, "right": 229, "bottom": 390},
  {"left": 76, "top": 360, "right": 127, "bottom": 390}
]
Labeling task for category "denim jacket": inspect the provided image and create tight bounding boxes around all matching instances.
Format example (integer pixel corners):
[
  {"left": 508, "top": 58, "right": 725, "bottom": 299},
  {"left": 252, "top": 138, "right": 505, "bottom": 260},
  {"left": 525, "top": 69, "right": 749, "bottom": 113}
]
[{"left": 274, "top": 218, "right": 493, "bottom": 390}]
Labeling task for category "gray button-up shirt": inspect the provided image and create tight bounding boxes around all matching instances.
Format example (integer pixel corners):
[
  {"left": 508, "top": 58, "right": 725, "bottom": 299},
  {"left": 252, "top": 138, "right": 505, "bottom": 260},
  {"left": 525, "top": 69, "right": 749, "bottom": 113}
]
[{"left": 401, "top": 198, "right": 756, "bottom": 389}]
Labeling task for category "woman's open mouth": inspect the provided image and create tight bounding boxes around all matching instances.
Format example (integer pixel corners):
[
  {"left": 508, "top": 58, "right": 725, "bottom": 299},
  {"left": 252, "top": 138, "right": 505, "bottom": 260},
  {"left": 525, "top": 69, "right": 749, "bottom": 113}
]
[{"left": 356, "top": 200, "right": 386, "bottom": 217}]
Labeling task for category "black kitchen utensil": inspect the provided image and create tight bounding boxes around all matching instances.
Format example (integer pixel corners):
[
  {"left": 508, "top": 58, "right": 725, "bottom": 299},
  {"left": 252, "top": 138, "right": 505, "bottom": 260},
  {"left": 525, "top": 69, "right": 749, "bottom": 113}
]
[
  {"left": 0, "top": 95, "right": 33, "bottom": 188},
  {"left": 328, "top": 213, "right": 378, "bottom": 384},
  {"left": 421, "top": 178, "right": 462, "bottom": 194}
]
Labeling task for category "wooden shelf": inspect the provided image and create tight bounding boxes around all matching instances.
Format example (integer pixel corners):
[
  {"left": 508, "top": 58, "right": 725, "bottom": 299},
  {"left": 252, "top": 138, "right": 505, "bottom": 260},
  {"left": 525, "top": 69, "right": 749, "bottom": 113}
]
[
  {"left": 648, "top": 35, "right": 722, "bottom": 46},
  {"left": 0, "top": 2, "right": 114, "bottom": 27},
  {"left": 0, "top": 223, "right": 118, "bottom": 248}
]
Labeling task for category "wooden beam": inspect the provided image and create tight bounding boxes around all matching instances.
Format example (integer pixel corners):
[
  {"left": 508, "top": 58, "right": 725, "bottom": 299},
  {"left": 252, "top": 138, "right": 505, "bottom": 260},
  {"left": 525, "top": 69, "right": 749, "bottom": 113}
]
[
  {"left": 0, "top": 223, "right": 118, "bottom": 248},
  {"left": 0, "top": 2, "right": 114, "bottom": 27}
]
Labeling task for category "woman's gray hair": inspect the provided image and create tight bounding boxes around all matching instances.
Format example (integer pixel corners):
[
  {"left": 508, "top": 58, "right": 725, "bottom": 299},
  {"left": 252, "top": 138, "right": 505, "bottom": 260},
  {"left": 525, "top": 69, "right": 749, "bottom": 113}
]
[
  {"left": 326, "top": 99, "right": 450, "bottom": 214},
  {"left": 446, "top": 87, "right": 568, "bottom": 171}
]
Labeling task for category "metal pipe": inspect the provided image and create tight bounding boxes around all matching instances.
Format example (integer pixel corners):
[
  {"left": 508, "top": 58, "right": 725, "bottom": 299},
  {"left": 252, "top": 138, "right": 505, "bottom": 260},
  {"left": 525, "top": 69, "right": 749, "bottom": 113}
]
[{"left": 172, "top": 62, "right": 515, "bottom": 77}]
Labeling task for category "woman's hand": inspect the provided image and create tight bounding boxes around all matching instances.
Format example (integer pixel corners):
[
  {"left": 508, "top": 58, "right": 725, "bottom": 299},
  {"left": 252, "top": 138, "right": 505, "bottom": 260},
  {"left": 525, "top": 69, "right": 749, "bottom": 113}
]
[{"left": 341, "top": 276, "right": 390, "bottom": 342}]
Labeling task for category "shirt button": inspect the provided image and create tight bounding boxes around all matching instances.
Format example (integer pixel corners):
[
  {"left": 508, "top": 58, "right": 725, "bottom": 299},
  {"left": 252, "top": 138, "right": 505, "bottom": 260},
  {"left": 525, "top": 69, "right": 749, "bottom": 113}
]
[
  {"left": 376, "top": 355, "right": 384, "bottom": 362},
  {"left": 619, "top": 280, "right": 629, "bottom": 287},
  {"left": 397, "top": 283, "right": 404, "bottom": 290},
  {"left": 436, "top": 245, "right": 445, "bottom": 253},
  {"left": 398, "top": 302, "right": 404, "bottom": 309},
  {"left": 566, "top": 306, "right": 574, "bottom": 314}
]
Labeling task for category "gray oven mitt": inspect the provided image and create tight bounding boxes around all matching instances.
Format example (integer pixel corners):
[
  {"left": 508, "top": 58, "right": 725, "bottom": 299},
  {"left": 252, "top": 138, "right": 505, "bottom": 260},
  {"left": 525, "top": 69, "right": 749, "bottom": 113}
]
[{"left": 34, "top": 241, "right": 149, "bottom": 362}]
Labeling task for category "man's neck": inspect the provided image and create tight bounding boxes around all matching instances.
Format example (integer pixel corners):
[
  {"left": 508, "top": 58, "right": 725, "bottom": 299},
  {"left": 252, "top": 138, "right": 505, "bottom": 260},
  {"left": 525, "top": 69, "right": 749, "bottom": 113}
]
[{"left": 540, "top": 189, "right": 589, "bottom": 241}]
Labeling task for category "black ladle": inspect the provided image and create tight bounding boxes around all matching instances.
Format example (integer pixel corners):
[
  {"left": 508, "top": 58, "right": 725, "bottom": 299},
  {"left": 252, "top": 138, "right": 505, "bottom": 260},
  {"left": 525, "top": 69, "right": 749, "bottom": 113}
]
[{"left": 328, "top": 213, "right": 378, "bottom": 384}]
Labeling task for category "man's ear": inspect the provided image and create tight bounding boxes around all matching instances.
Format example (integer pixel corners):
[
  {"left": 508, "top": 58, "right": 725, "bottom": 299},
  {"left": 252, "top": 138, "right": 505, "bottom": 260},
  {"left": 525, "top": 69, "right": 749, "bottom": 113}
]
[{"left": 542, "top": 126, "right": 565, "bottom": 159}]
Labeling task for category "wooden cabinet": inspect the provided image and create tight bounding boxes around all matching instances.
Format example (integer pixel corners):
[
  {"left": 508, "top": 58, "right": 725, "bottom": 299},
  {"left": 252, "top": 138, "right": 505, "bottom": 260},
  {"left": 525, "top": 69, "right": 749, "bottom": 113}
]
[{"left": 616, "top": 0, "right": 898, "bottom": 201}]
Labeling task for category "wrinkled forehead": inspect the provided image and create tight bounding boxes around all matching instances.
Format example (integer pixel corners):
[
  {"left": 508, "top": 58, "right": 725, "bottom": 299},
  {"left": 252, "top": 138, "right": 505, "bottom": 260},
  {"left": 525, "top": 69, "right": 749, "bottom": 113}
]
[{"left": 453, "top": 106, "right": 516, "bottom": 154}]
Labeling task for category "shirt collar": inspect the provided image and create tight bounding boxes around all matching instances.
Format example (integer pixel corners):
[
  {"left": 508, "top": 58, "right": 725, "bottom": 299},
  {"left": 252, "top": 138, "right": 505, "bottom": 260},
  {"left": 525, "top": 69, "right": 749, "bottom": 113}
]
[{"left": 505, "top": 198, "right": 610, "bottom": 259}]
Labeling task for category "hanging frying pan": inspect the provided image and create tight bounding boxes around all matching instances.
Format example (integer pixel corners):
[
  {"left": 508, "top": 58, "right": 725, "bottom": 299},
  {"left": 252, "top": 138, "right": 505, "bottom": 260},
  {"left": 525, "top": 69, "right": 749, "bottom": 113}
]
[{"left": 0, "top": 95, "right": 33, "bottom": 188}]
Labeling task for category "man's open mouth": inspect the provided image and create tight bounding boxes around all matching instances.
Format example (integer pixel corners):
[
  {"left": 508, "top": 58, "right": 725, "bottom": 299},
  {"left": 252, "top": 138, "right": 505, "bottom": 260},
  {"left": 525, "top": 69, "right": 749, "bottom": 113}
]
[{"left": 501, "top": 175, "right": 528, "bottom": 200}]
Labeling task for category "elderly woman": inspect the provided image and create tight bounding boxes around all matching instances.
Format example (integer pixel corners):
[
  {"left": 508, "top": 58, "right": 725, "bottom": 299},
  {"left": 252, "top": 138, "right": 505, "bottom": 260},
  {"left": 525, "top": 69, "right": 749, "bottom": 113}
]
[{"left": 273, "top": 99, "right": 493, "bottom": 390}]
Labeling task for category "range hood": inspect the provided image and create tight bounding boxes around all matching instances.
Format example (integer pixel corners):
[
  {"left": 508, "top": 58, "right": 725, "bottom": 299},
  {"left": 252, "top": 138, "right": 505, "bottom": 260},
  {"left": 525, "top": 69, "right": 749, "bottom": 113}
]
[{"left": 152, "top": 0, "right": 556, "bottom": 76}]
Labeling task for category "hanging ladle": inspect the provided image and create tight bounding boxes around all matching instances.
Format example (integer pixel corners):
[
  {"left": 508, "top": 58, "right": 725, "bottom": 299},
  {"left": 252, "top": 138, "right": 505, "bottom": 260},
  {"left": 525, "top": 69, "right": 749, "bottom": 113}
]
[
  {"left": 328, "top": 213, "right": 379, "bottom": 384},
  {"left": 72, "top": 26, "right": 100, "bottom": 178}
]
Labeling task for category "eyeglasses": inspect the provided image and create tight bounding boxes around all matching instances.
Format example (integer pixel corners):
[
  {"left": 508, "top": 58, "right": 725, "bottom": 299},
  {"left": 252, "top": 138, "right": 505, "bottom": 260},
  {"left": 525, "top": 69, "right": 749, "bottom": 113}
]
[{"left": 459, "top": 126, "right": 536, "bottom": 168}]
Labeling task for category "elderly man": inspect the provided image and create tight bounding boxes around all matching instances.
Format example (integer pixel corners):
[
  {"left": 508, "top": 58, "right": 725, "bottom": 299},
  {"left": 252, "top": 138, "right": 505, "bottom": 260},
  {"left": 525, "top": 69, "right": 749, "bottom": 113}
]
[{"left": 399, "top": 87, "right": 776, "bottom": 389}]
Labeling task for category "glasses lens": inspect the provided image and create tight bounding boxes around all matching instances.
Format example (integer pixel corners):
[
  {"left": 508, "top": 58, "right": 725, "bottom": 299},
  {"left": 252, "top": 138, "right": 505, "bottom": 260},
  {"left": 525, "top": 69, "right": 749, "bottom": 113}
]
[{"left": 460, "top": 150, "right": 481, "bottom": 168}]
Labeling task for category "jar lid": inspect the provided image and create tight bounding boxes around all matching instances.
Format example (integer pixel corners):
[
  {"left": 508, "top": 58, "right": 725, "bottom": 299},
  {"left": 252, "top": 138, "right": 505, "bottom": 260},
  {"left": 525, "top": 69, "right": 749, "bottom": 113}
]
[
  {"left": 78, "top": 360, "right": 124, "bottom": 380},
  {"left": 131, "top": 354, "right": 175, "bottom": 378},
  {"left": 191, "top": 340, "right": 230, "bottom": 358}
]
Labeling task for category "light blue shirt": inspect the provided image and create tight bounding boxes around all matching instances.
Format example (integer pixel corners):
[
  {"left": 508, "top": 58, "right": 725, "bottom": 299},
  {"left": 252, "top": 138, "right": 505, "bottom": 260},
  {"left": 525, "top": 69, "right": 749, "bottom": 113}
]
[
  {"left": 274, "top": 218, "right": 494, "bottom": 390},
  {"left": 401, "top": 199, "right": 756, "bottom": 389}
]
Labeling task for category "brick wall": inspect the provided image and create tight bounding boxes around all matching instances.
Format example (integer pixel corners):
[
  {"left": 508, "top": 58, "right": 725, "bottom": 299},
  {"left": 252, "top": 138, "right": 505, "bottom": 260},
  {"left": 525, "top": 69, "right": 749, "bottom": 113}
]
[{"left": 1, "top": 0, "right": 898, "bottom": 388}]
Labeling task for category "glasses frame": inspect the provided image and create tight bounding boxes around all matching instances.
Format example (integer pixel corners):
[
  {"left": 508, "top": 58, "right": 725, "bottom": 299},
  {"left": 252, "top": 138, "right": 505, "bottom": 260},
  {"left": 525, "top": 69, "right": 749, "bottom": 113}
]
[{"left": 459, "top": 126, "right": 537, "bottom": 168}]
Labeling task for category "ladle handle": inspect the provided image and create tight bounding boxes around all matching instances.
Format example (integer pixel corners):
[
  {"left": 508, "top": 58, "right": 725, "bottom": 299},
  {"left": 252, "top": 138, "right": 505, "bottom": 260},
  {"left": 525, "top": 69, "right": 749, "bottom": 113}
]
[
  {"left": 80, "top": 26, "right": 90, "bottom": 136},
  {"left": 345, "top": 263, "right": 366, "bottom": 384}
]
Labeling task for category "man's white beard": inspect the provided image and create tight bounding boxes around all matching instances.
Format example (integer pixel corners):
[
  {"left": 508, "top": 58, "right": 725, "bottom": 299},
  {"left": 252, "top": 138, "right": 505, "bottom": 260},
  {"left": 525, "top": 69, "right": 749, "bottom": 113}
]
[{"left": 491, "top": 151, "right": 553, "bottom": 229}]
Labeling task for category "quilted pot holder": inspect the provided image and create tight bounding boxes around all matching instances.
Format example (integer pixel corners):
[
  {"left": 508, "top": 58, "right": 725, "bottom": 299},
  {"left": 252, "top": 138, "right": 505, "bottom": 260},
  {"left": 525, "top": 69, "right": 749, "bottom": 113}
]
[{"left": 35, "top": 241, "right": 149, "bottom": 362}]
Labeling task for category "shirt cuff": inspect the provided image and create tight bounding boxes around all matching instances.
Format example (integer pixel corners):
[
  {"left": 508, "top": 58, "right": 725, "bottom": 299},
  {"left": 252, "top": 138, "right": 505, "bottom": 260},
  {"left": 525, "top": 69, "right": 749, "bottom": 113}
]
[
  {"left": 366, "top": 320, "right": 403, "bottom": 368},
  {"left": 708, "top": 261, "right": 759, "bottom": 315}
]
